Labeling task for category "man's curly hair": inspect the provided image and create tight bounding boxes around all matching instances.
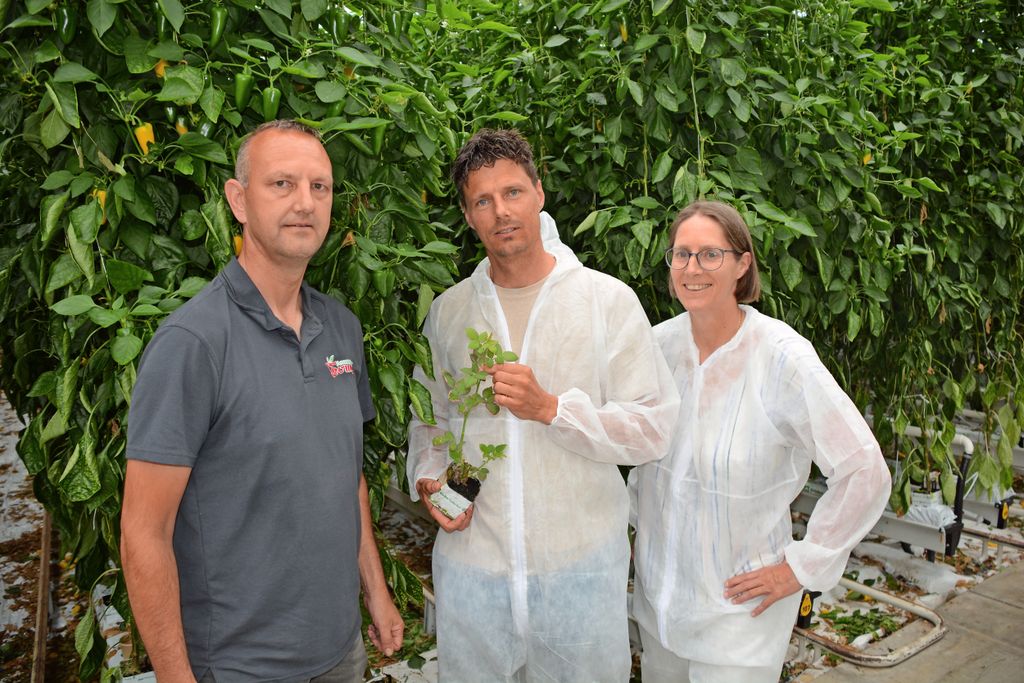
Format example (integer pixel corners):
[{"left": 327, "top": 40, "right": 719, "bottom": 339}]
[{"left": 451, "top": 128, "right": 539, "bottom": 207}]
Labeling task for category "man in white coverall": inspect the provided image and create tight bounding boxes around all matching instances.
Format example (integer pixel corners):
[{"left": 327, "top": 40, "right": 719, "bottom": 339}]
[{"left": 408, "top": 128, "right": 680, "bottom": 682}]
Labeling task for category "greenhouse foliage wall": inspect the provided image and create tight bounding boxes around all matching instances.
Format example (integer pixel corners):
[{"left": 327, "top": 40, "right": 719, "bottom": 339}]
[{"left": 0, "top": 0, "right": 1021, "bottom": 675}]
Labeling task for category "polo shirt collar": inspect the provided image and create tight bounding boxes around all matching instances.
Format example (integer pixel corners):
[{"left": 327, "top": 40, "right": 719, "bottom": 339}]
[{"left": 221, "top": 258, "right": 324, "bottom": 341}]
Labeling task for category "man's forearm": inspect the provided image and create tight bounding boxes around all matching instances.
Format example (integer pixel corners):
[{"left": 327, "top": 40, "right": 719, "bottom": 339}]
[{"left": 122, "top": 533, "right": 196, "bottom": 682}]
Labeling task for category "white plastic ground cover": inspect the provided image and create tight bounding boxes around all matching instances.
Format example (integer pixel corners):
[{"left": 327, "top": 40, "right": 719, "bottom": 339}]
[{"left": 0, "top": 402, "right": 41, "bottom": 636}]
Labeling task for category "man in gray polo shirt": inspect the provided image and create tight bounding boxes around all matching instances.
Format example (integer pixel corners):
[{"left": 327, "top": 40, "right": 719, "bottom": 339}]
[{"left": 121, "top": 120, "right": 403, "bottom": 682}]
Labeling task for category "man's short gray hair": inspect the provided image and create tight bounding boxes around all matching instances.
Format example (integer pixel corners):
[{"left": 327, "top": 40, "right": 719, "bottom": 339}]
[{"left": 234, "top": 120, "right": 323, "bottom": 186}]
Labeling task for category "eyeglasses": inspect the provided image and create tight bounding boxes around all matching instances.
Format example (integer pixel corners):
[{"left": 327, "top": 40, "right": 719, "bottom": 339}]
[{"left": 664, "top": 247, "right": 744, "bottom": 271}]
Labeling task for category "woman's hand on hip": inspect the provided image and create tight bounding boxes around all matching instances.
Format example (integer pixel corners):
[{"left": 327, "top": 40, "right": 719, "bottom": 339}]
[{"left": 724, "top": 560, "right": 802, "bottom": 617}]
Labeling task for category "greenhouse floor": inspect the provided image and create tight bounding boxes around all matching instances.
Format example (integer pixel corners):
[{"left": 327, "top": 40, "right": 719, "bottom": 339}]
[{"left": 802, "top": 558, "right": 1024, "bottom": 683}]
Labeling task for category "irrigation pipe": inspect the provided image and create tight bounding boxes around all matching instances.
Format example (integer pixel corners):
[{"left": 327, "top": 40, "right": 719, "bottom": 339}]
[{"left": 793, "top": 576, "right": 946, "bottom": 667}]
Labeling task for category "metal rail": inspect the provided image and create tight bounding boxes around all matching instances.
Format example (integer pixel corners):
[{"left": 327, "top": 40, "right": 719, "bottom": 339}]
[
  {"left": 793, "top": 577, "right": 947, "bottom": 667},
  {"left": 31, "top": 511, "right": 52, "bottom": 683}
]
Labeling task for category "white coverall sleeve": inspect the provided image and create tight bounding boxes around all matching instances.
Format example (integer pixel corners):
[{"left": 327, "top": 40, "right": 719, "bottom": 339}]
[
  {"left": 547, "top": 290, "right": 680, "bottom": 466},
  {"left": 771, "top": 338, "right": 892, "bottom": 591},
  {"left": 406, "top": 310, "right": 450, "bottom": 501}
]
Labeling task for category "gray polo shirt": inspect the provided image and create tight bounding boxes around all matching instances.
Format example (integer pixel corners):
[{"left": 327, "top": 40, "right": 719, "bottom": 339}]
[{"left": 127, "top": 259, "right": 374, "bottom": 682}]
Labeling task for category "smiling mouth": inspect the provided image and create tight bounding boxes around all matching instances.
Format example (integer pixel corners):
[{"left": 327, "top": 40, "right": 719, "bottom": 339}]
[{"left": 682, "top": 284, "right": 711, "bottom": 291}]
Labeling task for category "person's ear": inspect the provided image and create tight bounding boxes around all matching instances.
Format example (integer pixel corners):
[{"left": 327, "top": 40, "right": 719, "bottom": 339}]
[
  {"left": 224, "top": 179, "right": 247, "bottom": 225},
  {"left": 535, "top": 180, "right": 545, "bottom": 211},
  {"left": 736, "top": 251, "right": 752, "bottom": 280}
]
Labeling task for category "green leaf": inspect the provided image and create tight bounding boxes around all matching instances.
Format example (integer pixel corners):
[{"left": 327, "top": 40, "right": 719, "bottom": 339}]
[
  {"left": 409, "top": 378, "right": 435, "bottom": 425},
  {"left": 198, "top": 86, "right": 225, "bottom": 123},
  {"left": 916, "top": 176, "right": 943, "bottom": 192},
  {"left": 301, "top": 0, "right": 328, "bottom": 21},
  {"left": 40, "top": 191, "right": 70, "bottom": 247},
  {"left": 600, "top": 0, "right": 628, "bottom": 12},
  {"left": 40, "top": 109, "right": 70, "bottom": 148},
  {"left": 41, "top": 171, "right": 75, "bottom": 190},
  {"left": 626, "top": 79, "right": 643, "bottom": 107},
  {"left": 719, "top": 58, "right": 746, "bottom": 86},
  {"left": 416, "top": 283, "right": 434, "bottom": 327},
  {"left": 487, "top": 111, "right": 529, "bottom": 123},
  {"left": 106, "top": 260, "right": 152, "bottom": 294},
  {"left": 28, "top": 371, "right": 58, "bottom": 399},
  {"left": 51, "top": 295, "right": 96, "bottom": 316},
  {"left": 652, "top": 0, "right": 673, "bottom": 16},
  {"left": 282, "top": 59, "right": 327, "bottom": 79},
  {"left": 846, "top": 308, "right": 863, "bottom": 341},
  {"left": 630, "top": 220, "right": 654, "bottom": 249},
  {"left": 111, "top": 334, "right": 143, "bottom": 365},
  {"left": 45, "top": 253, "right": 82, "bottom": 292},
  {"left": 573, "top": 211, "right": 599, "bottom": 236},
  {"left": 67, "top": 219, "right": 96, "bottom": 287},
  {"left": 157, "top": 0, "right": 185, "bottom": 32},
  {"left": 70, "top": 202, "right": 102, "bottom": 243},
  {"left": 86, "top": 0, "right": 117, "bottom": 36},
  {"left": 53, "top": 63, "right": 99, "bottom": 83},
  {"left": 315, "top": 81, "right": 347, "bottom": 103},
  {"left": 630, "top": 196, "right": 660, "bottom": 210},
  {"left": 88, "top": 307, "right": 127, "bottom": 327},
  {"left": 74, "top": 605, "right": 97, "bottom": 661},
  {"left": 544, "top": 35, "right": 569, "bottom": 48},
  {"left": 40, "top": 411, "right": 67, "bottom": 445},
  {"left": 178, "top": 132, "right": 228, "bottom": 163},
  {"left": 779, "top": 253, "right": 802, "bottom": 290},
  {"left": 176, "top": 276, "right": 209, "bottom": 298},
  {"left": 336, "top": 46, "right": 383, "bottom": 69},
  {"left": 851, "top": 0, "right": 894, "bottom": 10},
  {"left": 651, "top": 151, "right": 673, "bottom": 184},
  {"left": 157, "top": 65, "right": 205, "bottom": 105},
  {"left": 123, "top": 35, "right": 159, "bottom": 74},
  {"left": 686, "top": 26, "right": 706, "bottom": 54}
]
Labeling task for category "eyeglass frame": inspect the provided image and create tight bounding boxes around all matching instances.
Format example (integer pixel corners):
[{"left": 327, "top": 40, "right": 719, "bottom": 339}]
[{"left": 664, "top": 246, "right": 746, "bottom": 271}]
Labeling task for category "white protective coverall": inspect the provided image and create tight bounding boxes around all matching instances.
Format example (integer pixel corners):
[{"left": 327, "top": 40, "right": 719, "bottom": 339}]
[
  {"left": 408, "top": 212, "right": 680, "bottom": 682},
  {"left": 630, "top": 306, "right": 891, "bottom": 675}
]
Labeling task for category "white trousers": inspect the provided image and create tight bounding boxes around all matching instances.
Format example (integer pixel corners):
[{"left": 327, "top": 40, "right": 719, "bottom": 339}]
[{"left": 638, "top": 623, "right": 782, "bottom": 683}]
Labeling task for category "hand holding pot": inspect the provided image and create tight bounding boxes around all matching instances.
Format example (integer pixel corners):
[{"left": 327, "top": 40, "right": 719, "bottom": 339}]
[
  {"left": 485, "top": 363, "right": 558, "bottom": 424},
  {"left": 416, "top": 478, "right": 474, "bottom": 532}
]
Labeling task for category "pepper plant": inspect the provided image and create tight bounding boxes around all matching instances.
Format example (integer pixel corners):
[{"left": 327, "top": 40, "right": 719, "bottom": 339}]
[
  {"left": 0, "top": 0, "right": 1021, "bottom": 677},
  {"left": 431, "top": 328, "right": 517, "bottom": 488}
]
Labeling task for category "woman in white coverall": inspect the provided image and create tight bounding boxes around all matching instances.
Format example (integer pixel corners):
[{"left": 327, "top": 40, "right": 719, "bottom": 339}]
[{"left": 630, "top": 201, "right": 891, "bottom": 682}]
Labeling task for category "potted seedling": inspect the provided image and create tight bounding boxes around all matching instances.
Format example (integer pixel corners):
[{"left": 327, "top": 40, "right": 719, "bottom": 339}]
[{"left": 429, "top": 328, "right": 518, "bottom": 519}]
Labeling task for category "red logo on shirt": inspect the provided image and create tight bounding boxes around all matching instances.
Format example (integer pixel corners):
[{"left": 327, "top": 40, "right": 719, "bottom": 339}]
[{"left": 325, "top": 355, "right": 354, "bottom": 377}]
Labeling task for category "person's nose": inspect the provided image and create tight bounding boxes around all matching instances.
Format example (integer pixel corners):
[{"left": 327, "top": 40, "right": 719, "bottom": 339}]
[
  {"left": 492, "top": 196, "right": 511, "bottom": 219},
  {"left": 291, "top": 183, "right": 316, "bottom": 214},
  {"left": 682, "top": 252, "right": 703, "bottom": 273}
]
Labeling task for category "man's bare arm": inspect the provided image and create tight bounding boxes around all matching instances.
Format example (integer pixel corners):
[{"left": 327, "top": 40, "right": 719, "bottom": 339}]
[
  {"left": 121, "top": 460, "right": 196, "bottom": 683},
  {"left": 357, "top": 475, "right": 404, "bottom": 656}
]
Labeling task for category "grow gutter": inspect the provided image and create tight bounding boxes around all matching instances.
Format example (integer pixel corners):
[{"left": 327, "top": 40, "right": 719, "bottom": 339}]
[
  {"left": 793, "top": 577, "right": 946, "bottom": 667},
  {"left": 793, "top": 483, "right": 962, "bottom": 558}
]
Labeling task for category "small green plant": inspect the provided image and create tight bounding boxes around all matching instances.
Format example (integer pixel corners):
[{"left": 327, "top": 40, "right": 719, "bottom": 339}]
[
  {"left": 431, "top": 328, "right": 518, "bottom": 489},
  {"left": 818, "top": 607, "right": 900, "bottom": 643}
]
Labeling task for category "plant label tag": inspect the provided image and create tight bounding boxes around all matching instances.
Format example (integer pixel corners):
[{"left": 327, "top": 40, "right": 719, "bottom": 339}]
[{"left": 430, "top": 484, "right": 473, "bottom": 520}]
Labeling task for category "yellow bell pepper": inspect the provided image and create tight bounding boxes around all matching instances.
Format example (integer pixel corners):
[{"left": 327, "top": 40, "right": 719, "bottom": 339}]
[{"left": 135, "top": 122, "right": 155, "bottom": 155}]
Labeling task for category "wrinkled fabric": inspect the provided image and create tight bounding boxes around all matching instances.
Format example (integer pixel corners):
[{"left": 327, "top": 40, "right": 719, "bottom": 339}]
[
  {"left": 408, "top": 212, "right": 679, "bottom": 682},
  {"left": 630, "top": 306, "right": 890, "bottom": 668}
]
